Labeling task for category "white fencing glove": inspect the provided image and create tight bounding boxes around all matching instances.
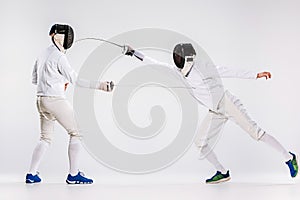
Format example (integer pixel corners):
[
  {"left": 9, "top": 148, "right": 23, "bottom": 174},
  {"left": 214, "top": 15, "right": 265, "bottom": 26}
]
[{"left": 99, "top": 81, "right": 114, "bottom": 92}]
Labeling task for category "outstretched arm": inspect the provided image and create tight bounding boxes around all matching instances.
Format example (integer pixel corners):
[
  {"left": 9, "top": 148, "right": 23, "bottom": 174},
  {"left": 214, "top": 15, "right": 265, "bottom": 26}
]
[
  {"left": 57, "top": 55, "right": 114, "bottom": 92},
  {"left": 123, "top": 45, "right": 174, "bottom": 69},
  {"left": 216, "top": 65, "right": 271, "bottom": 80}
]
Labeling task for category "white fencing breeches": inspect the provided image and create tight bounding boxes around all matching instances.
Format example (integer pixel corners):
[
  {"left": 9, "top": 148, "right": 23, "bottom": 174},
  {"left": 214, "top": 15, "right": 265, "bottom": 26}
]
[
  {"left": 36, "top": 96, "right": 81, "bottom": 143},
  {"left": 194, "top": 90, "right": 265, "bottom": 151},
  {"left": 29, "top": 96, "right": 82, "bottom": 174}
]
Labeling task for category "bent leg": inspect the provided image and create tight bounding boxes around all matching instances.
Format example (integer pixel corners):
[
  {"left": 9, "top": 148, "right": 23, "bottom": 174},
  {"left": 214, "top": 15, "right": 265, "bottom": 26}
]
[
  {"left": 43, "top": 98, "right": 80, "bottom": 138},
  {"left": 194, "top": 111, "right": 228, "bottom": 153},
  {"left": 194, "top": 111, "right": 228, "bottom": 172}
]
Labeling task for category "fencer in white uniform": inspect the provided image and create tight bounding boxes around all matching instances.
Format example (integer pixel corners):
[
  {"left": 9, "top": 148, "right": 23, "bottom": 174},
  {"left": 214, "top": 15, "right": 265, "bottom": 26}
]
[
  {"left": 26, "top": 24, "right": 114, "bottom": 184},
  {"left": 123, "top": 43, "right": 298, "bottom": 183}
]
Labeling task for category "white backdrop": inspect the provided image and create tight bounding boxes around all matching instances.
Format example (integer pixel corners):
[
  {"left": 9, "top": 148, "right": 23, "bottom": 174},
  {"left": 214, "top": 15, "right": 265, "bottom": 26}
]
[{"left": 0, "top": 0, "right": 300, "bottom": 183}]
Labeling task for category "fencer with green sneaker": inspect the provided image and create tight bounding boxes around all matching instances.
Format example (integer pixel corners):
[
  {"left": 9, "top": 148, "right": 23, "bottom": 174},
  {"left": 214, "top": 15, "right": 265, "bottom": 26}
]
[
  {"left": 123, "top": 44, "right": 298, "bottom": 183},
  {"left": 26, "top": 24, "right": 114, "bottom": 184}
]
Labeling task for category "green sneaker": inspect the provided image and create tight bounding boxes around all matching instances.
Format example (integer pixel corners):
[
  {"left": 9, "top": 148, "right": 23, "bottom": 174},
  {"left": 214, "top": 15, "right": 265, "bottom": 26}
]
[
  {"left": 285, "top": 152, "right": 298, "bottom": 178},
  {"left": 206, "top": 171, "right": 231, "bottom": 184}
]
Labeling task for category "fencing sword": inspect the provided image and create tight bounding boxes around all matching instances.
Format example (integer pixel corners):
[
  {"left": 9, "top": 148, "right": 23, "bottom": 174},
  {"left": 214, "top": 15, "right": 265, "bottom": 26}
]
[
  {"left": 75, "top": 37, "right": 132, "bottom": 58},
  {"left": 111, "top": 82, "right": 195, "bottom": 90},
  {"left": 75, "top": 37, "right": 125, "bottom": 48},
  {"left": 76, "top": 38, "right": 195, "bottom": 90}
]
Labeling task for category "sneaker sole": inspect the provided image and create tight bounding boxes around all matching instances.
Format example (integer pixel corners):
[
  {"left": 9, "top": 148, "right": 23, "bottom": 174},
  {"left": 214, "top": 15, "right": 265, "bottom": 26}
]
[
  {"left": 66, "top": 180, "right": 93, "bottom": 184},
  {"left": 26, "top": 179, "right": 41, "bottom": 184},
  {"left": 206, "top": 177, "right": 231, "bottom": 184}
]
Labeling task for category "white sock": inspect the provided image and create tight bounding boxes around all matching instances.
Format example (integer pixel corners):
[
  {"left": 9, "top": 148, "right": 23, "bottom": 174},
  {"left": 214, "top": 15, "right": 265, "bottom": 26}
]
[
  {"left": 68, "top": 137, "right": 82, "bottom": 176},
  {"left": 260, "top": 133, "right": 292, "bottom": 162},
  {"left": 201, "top": 146, "right": 227, "bottom": 174},
  {"left": 28, "top": 140, "right": 49, "bottom": 174}
]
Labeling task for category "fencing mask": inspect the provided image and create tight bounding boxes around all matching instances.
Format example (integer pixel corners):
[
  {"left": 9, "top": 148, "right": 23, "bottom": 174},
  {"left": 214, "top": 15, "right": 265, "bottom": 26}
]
[
  {"left": 49, "top": 24, "right": 74, "bottom": 51},
  {"left": 173, "top": 43, "right": 196, "bottom": 77}
]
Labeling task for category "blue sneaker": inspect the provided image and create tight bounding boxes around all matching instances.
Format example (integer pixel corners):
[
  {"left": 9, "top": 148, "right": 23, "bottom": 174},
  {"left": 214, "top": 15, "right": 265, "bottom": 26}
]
[
  {"left": 66, "top": 172, "right": 93, "bottom": 184},
  {"left": 25, "top": 173, "right": 41, "bottom": 184},
  {"left": 285, "top": 152, "right": 298, "bottom": 178},
  {"left": 206, "top": 171, "right": 231, "bottom": 184}
]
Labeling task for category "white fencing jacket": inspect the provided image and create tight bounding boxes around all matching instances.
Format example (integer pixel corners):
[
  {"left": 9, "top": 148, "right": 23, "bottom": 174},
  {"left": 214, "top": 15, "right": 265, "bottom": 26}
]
[
  {"left": 134, "top": 51, "right": 257, "bottom": 111},
  {"left": 32, "top": 45, "right": 99, "bottom": 97}
]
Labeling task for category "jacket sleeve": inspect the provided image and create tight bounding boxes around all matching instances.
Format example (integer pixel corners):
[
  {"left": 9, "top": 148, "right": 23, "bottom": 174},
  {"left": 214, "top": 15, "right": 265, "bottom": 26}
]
[
  {"left": 57, "top": 55, "right": 101, "bottom": 89},
  {"left": 32, "top": 60, "right": 38, "bottom": 85},
  {"left": 216, "top": 65, "right": 257, "bottom": 79},
  {"left": 133, "top": 50, "right": 175, "bottom": 69}
]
